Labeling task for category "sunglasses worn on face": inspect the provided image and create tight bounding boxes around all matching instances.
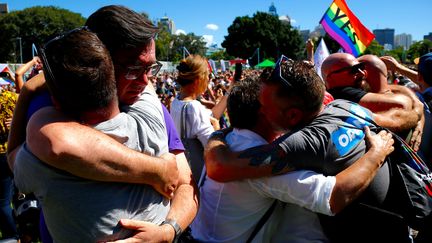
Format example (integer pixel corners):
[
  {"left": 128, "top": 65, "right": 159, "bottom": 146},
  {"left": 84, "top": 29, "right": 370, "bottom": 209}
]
[
  {"left": 39, "top": 26, "right": 90, "bottom": 89},
  {"left": 327, "top": 62, "right": 365, "bottom": 77},
  {"left": 124, "top": 61, "right": 163, "bottom": 80}
]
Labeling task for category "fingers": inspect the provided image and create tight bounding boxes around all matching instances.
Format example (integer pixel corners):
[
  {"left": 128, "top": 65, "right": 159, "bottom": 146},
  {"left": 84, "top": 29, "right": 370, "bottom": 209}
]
[
  {"left": 119, "top": 219, "right": 149, "bottom": 230},
  {"left": 363, "top": 126, "right": 371, "bottom": 137}
]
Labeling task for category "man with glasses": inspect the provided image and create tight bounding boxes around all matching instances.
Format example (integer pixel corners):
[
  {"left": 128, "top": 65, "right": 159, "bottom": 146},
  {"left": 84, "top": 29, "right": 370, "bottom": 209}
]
[
  {"left": 8, "top": 5, "right": 197, "bottom": 242},
  {"left": 205, "top": 57, "right": 412, "bottom": 242},
  {"left": 322, "top": 53, "right": 423, "bottom": 150}
]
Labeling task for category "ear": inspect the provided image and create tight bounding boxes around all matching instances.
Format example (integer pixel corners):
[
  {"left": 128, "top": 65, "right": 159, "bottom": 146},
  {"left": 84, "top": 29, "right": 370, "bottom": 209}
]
[{"left": 284, "top": 107, "right": 304, "bottom": 127}]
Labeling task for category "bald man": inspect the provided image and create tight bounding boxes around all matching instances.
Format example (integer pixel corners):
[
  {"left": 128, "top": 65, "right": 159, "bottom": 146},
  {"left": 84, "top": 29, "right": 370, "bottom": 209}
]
[{"left": 322, "top": 53, "right": 424, "bottom": 150}]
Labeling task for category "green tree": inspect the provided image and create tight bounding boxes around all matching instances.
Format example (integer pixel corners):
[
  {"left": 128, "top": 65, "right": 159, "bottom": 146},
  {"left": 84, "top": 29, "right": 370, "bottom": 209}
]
[
  {"left": 407, "top": 40, "right": 432, "bottom": 62},
  {"left": 363, "top": 40, "right": 384, "bottom": 56},
  {"left": 155, "top": 24, "right": 174, "bottom": 62},
  {"left": 207, "top": 50, "right": 233, "bottom": 61},
  {"left": 170, "top": 33, "right": 207, "bottom": 62},
  {"left": 222, "top": 11, "right": 302, "bottom": 65},
  {"left": 0, "top": 6, "right": 85, "bottom": 63},
  {"left": 387, "top": 46, "right": 405, "bottom": 62}
]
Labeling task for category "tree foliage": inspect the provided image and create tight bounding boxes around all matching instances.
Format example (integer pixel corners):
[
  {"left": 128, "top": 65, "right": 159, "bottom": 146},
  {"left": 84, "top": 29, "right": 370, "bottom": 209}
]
[
  {"left": 222, "top": 12, "right": 302, "bottom": 65},
  {"left": 155, "top": 26, "right": 207, "bottom": 62},
  {"left": 363, "top": 40, "right": 385, "bottom": 56},
  {"left": 208, "top": 50, "right": 233, "bottom": 61},
  {"left": 0, "top": 6, "right": 85, "bottom": 63},
  {"left": 407, "top": 40, "right": 432, "bottom": 61}
]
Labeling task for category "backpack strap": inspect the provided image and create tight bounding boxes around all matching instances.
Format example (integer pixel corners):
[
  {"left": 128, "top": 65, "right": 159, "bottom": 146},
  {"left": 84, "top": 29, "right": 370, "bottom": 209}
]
[
  {"left": 180, "top": 102, "right": 188, "bottom": 139},
  {"left": 246, "top": 200, "right": 277, "bottom": 243}
]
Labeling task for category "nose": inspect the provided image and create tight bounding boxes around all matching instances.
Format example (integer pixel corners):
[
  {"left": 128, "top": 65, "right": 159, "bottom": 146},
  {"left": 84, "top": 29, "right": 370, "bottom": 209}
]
[{"left": 138, "top": 71, "right": 149, "bottom": 86}]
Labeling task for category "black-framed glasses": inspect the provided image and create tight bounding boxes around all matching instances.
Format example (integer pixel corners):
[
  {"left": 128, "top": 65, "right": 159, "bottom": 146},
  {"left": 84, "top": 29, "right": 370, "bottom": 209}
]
[
  {"left": 327, "top": 62, "right": 365, "bottom": 77},
  {"left": 39, "top": 26, "right": 90, "bottom": 86},
  {"left": 271, "top": 55, "right": 294, "bottom": 88},
  {"left": 124, "top": 61, "right": 163, "bottom": 80}
]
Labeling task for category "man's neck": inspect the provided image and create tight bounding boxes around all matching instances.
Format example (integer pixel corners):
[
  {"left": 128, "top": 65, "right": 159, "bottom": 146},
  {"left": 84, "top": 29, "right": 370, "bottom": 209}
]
[
  {"left": 252, "top": 117, "right": 283, "bottom": 143},
  {"left": 80, "top": 100, "right": 120, "bottom": 125}
]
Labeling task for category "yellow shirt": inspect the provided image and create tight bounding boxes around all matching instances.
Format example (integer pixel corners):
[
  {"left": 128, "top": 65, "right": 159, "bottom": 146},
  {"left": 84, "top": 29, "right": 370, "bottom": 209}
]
[{"left": 0, "top": 90, "right": 18, "bottom": 154}]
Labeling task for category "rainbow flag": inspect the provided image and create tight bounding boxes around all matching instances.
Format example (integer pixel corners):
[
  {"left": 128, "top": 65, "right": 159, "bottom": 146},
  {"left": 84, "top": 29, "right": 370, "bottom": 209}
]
[{"left": 320, "top": 0, "right": 375, "bottom": 57}]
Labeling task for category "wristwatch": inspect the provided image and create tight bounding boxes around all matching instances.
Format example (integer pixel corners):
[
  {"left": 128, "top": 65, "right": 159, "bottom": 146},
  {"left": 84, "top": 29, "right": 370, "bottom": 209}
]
[{"left": 161, "top": 219, "right": 182, "bottom": 242}]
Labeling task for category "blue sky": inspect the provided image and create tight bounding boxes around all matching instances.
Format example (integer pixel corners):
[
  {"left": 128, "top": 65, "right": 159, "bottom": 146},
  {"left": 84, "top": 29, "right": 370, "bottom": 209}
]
[{"left": 6, "top": 0, "right": 432, "bottom": 47}]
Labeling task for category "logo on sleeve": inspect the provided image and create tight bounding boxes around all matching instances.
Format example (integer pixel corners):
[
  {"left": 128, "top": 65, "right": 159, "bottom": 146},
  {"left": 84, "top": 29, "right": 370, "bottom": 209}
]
[{"left": 331, "top": 103, "right": 372, "bottom": 156}]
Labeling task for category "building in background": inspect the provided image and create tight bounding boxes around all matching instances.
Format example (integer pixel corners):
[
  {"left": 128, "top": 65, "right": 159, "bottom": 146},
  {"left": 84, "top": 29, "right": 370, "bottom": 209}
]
[
  {"left": 300, "top": 30, "right": 311, "bottom": 43},
  {"left": 425, "top": 32, "right": 432, "bottom": 42},
  {"left": 0, "top": 3, "right": 8, "bottom": 15},
  {"left": 159, "top": 15, "right": 176, "bottom": 35},
  {"left": 268, "top": 2, "right": 278, "bottom": 17},
  {"left": 373, "top": 28, "right": 395, "bottom": 50},
  {"left": 394, "top": 33, "right": 412, "bottom": 50}
]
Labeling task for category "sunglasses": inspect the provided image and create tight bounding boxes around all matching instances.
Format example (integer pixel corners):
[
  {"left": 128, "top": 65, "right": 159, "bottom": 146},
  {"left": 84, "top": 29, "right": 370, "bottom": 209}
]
[
  {"left": 39, "top": 26, "right": 90, "bottom": 86},
  {"left": 271, "top": 55, "right": 294, "bottom": 88},
  {"left": 327, "top": 62, "right": 365, "bottom": 77},
  {"left": 124, "top": 61, "right": 163, "bottom": 80}
]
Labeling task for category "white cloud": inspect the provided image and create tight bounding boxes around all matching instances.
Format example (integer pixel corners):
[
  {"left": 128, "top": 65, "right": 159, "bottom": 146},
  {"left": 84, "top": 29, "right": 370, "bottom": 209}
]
[
  {"left": 202, "top": 35, "right": 214, "bottom": 47},
  {"left": 205, "top": 24, "right": 219, "bottom": 31},
  {"left": 175, "top": 29, "right": 186, "bottom": 35},
  {"left": 279, "top": 15, "right": 297, "bottom": 25},
  {"left": 279, "top": 15, "right": 289, "bottom": 21}
]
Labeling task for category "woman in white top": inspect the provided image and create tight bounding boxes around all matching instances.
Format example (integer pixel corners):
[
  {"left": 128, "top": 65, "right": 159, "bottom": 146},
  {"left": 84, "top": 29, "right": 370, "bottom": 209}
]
[{"left": 170, "top": 55, "right": 220, "bottom": 182}]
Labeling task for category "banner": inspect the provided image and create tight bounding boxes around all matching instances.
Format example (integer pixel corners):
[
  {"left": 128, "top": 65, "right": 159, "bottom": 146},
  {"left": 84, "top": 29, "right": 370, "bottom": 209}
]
[
  {"left": 313, "top": 38, "right": 330, "bottom": 80},
  {"left": 220, "top": 59, "right": 226, "bottom": 72},
  {"left": 320, "top": 0, "right": 374, "bottom": 57}
]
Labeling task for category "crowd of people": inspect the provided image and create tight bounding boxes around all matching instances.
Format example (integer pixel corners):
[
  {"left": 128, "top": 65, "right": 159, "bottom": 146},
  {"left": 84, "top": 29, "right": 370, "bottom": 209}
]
[{"left": 1, "top": 4, "right": 432, "bottom": 243}]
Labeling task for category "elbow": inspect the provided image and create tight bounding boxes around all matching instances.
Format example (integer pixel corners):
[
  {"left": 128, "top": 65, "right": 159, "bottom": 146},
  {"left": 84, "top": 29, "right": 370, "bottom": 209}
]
[{"left": 205, "top": 160, "right": 231, "bottom": 182}]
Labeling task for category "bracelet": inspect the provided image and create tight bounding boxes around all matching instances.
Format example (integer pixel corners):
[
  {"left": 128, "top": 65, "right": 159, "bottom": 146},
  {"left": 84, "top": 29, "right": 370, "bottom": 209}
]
[{"left": 161, "top": 219, "right": 182, "bottom": 242}]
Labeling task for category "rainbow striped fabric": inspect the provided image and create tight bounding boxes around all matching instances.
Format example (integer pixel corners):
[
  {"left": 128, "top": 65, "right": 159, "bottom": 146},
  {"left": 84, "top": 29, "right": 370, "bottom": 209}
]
[{"left": 320, "top": 0, "right": 375, "bottom": 57}]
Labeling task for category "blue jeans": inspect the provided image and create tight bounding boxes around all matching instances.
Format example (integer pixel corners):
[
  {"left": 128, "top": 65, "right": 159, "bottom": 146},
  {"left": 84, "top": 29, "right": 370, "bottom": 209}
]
[{"left": 0, "top": 154, "right": 17, "bottom": 239}]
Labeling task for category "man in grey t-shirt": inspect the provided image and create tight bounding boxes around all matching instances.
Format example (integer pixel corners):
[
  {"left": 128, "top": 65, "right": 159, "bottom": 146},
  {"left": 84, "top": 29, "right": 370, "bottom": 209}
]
[{"left": 13, "top": 28, "right": 169, "bottom": 242}]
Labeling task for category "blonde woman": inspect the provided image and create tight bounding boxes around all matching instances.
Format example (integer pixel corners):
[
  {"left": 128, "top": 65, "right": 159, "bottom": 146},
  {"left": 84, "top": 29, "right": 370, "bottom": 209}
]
[{"left": 170, "top": 55, "right": 219, "bottom": 182}]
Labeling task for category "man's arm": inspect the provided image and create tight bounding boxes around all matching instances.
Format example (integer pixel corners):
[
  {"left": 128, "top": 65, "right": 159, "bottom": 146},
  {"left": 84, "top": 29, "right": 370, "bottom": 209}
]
[
  {"left": 205, "top": 134, "right": 293, "bottom": 182},
  {"left": 388, "top": 84, "right": 425, "bottom": 150},
  {"left": 250, "top": 127, "right": 394, "bottom": 215},
  {"left": 329, "top": 127, "right": 393, "bottom": 213},
  {"left": 373, "top": 107, "right": 420, "bottom": 133},
  {"left": 23, "top": 107, "right": 178, "bottom": 198},
  {"left": 358, "top": 92, "right": 412, "bottom": 113},
  {"left": 380, "top": 56, "right": 418, "bottom": 83}
]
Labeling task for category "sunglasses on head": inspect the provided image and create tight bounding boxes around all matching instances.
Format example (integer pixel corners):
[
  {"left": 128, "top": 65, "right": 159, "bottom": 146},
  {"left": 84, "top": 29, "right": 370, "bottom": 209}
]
[
  {"left": 39, "top": 26, "right": 90, "bottom": 86},
  {"left": 271, "top": 55, "right": 294, "bottom": 88},
  {"left": 327, "top": 62, "right": 365, "bottom": 77}
]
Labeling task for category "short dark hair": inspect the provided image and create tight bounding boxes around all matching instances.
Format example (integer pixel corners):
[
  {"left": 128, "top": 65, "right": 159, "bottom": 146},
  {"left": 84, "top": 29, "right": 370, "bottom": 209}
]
[
  {"left": 227, "top": 76, "right": 261, "bottom": 130},
  {"left": 86, "top": 5, "right": 159, "bottom": 57},
  {"left": 263, "top": 60, "right": 324, "bottom": 113},
  {"left": 41, "top": 28, "right": 116, "bottom": 117}
]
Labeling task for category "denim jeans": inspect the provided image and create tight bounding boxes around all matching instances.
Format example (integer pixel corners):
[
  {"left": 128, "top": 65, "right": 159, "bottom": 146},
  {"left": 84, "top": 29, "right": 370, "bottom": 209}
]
[{"left": 0, "top": 154, "right": 17, "bottom": 239}]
